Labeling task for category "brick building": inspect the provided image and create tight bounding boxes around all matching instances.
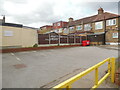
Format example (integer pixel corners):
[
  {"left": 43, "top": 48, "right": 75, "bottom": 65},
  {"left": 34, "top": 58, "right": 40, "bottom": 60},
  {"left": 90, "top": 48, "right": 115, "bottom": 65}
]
[
  {"left": 62, "top": 8, "right": 119, "bottom": 45},
  {"left": 38, "top": 25, "right": 53, "bottom": 34},
  {"left": 52, "top": 21, "right": 68, "bottom": 34}
]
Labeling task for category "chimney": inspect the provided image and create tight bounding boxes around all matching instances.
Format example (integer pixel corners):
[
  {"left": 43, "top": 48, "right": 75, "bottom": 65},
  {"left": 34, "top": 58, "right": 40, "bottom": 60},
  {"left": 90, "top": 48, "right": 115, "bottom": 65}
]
[
  {"left": 2, "top": 15, "right": 5, "bottom": 23},
  {"left": 69, "top": 17, "right": 73, "bottom": 22},
  {"left": 98, "top": 7, "right": 104, "bottom": 14}
]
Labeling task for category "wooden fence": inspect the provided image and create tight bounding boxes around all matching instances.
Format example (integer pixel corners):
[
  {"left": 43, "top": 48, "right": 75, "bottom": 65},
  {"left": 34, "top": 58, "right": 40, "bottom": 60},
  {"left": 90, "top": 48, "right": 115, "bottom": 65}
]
[{"left": 38, "top": 32, "right": 86, "bottom": 45}]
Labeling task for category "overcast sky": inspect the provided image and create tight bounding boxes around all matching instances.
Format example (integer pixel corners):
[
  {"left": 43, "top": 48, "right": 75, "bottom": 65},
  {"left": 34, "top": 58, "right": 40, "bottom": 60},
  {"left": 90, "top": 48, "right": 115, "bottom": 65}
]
[{"left": 0, "top": 0, "right": 119, "bottom": 28}]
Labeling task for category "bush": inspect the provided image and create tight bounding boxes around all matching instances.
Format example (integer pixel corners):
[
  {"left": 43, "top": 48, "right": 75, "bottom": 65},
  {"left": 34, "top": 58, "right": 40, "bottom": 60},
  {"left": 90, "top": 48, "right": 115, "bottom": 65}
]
[{"left": 33, "top": 43, "right": 38, "bottom": 47}]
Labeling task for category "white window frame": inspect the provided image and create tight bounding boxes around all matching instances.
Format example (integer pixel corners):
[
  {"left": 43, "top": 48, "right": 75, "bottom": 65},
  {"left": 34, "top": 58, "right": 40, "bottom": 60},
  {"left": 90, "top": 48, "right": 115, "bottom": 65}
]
[
  {"left": 69, "top": 27, "right": 74, "bottom": 31},
  {"left": 59, "top": 28, "right": 62, "bottom": 33},
  {"left": 44, "top": 27, "right": 46, "bottom": 29},
  {"left": 112, "top": 32, "right": 118, "bottom": 38},
  {"left": 84, "top": 24, "right": 91, "bottom": 31},
  {"left": 95, "top": 21, "right": 103, "bottom": 30},
  {"left": 63, "top": 28, "right": 69, "bottom": 34},
  {"left": 76, "top": 25, "right": 82, "bottom": 30},
  {"left": 57, "top": 23, "right": 60, "bottom": 26},
  {"left": 106, "top": 19, "right": 116, "bottom": 26}
]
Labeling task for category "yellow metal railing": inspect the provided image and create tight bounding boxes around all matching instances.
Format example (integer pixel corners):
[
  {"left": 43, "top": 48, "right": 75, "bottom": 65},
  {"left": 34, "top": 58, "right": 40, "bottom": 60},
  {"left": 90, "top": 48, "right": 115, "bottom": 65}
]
[{"left": 52, "top": 57, "right": 116, "bottom": 89}]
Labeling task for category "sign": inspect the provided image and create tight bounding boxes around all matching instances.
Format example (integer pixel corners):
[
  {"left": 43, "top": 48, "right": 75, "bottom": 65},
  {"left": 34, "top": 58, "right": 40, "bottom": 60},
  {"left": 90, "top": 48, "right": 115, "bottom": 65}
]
[
  {"left": 4, "top": 31, "right": 13, "bottom": 36},
  {"left": 112, "top": 33, "right": 118, "bottom": 38}
]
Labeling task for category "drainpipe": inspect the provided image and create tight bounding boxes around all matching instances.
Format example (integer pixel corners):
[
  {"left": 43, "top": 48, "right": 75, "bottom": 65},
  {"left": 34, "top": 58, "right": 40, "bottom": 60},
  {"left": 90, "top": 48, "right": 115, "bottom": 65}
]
[{"left": 104, "top": 16, "right": 106, "bottom": 45}]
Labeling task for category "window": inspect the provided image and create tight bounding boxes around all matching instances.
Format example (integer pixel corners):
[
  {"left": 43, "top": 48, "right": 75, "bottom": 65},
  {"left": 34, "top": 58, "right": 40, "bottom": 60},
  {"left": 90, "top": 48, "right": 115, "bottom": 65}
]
[
  {"left": 44, "top": 27, "right": 46, "bottom": 29},
  {"left": 69, "top": 27, "right": 74, "bottom": 31},
  {"left": 54, "top": 29, "right": 58, "bottom": 33},
  {"left": 84, "top": 24, "right": 91, "bottom": 31},
  {"left": 63, "top": 28, "right": 69, "bottom": 34},
  {"left": 106, "top": 19, "right": 116, "bottom": 26},
  {"left": 76, "top": 25, "right": 82, "bottom": 30},
  {"left": 95, "top": 21, "right": 103, "bottom": 30},
  {"left": 57, "top": 23, "right": 60, "bottom": 26},
  {"left": 59, "top": 28, "right": 62, "bottom": 33},
  {"left": 113, "top": 33, "right": 118, "bottom": 38}
]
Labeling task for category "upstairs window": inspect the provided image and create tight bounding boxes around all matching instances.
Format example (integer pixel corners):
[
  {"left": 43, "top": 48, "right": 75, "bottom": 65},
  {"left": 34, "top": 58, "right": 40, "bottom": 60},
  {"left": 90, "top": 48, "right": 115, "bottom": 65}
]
[
  {"left": 106, "top": 19, "right": 116, "bottom": 26},
  {"left": 57, "top": 23, "right": 60, "bottom": 26},
  {"left": 76, "top": 25, "right": 82, "bottom": 30},
  {"left": 95, "top": 21, "right": 103, "bottom": 30},
  {"left": 69, "top": 27, "right": 74, "bottom": 31},
  {"left": 43, "top": 27, "right": 46, "bottom": 29},
  {"left": 59, "top": 28, "right": 62, "bottom": 33},
  {"left": 54, "top": 23, "right": 56, "bottom": 26},
  {"left": 84, "top": 24, "right": 91, "bottom": 31},
  {"left": 63, "top": 28, "right": 69, "bottom": 34}
]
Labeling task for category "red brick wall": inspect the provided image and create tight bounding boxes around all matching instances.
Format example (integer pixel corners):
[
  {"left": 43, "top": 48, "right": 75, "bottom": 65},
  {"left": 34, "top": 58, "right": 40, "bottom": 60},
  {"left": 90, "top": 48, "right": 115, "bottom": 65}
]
[
  {"left": 53, "top": 21, "right": 68, "bottom": 29},
  {"left": 1, "top": 44, "right": 81, "bottom": 53}
]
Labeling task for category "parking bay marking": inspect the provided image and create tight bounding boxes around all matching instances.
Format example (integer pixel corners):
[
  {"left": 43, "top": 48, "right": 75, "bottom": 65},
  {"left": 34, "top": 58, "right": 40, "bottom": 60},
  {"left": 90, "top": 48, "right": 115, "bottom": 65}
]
[{"left": 11, "top": 53, "right": 21, "bottom": 61}]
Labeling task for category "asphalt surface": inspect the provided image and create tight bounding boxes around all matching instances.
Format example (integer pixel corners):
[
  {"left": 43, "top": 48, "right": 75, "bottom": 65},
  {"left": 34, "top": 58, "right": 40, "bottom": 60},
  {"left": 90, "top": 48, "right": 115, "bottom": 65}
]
[{"left": 2, "top": 46, "right": 118, "bottom": 88}]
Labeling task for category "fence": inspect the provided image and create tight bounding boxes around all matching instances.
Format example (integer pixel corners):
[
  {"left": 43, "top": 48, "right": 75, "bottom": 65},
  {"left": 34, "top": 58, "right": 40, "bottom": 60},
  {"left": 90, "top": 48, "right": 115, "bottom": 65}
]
[
  {"left": 38, "top": 32, "right": 105, "bottom": 45},
  {"left": 38, "top": 32, "right": 86, "bottom": 45},
  {"left": 52, "top": 57, "right": 116, "bottom": 89}
]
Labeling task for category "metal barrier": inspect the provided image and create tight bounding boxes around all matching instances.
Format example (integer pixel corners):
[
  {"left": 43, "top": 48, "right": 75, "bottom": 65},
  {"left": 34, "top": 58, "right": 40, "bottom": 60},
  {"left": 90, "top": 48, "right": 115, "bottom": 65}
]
[{"left": 52, "top": 57, "right": 116, "bottom": 89}]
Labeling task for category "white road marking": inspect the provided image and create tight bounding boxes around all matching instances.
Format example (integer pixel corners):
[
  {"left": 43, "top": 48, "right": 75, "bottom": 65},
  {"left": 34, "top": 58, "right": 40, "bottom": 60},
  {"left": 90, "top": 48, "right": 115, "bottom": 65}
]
[
  {"left": 11, "top": 53, "right": 21, "bottom": 62},
  {"left": 11, "top": 53, "right": 15, "bottom": 56},
  {"left": 20, "top": 52, "right": 30, "bottom": 53},
  {"left": 32, "top": 51, "right": 37, "bottom": 52},
  {"left": 16, "top": 57, "right": 21, "bottom": 61}
]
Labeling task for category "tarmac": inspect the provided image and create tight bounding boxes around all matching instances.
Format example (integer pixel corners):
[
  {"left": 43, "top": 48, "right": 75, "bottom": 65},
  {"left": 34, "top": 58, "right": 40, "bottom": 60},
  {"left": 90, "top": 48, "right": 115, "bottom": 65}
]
[{"left": 2, "top": 46, "right": 118, "bottom": 88}]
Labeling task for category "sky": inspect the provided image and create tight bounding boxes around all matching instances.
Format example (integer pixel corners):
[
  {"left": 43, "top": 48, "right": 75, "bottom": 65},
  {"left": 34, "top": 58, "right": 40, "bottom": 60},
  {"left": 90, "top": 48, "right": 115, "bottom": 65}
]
[{"left": 0, "top": 0, "right": 119, "bottom": 28}]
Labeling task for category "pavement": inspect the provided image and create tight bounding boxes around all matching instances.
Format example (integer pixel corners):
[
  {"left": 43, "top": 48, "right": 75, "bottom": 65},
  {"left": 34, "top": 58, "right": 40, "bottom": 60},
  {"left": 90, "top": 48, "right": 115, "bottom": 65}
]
[
  {"left": 98, "top": 45, "right": 119, "bottom": 50},
  {"left": 2, "top": 46, "right": 118, "bottom": 88}
]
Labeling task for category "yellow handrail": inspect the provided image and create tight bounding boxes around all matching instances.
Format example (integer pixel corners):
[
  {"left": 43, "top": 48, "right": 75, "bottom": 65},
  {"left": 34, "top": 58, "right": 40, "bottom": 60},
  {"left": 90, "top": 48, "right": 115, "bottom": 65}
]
[{"left": 52, "top": 57, "right": 116, "bottom": 89}]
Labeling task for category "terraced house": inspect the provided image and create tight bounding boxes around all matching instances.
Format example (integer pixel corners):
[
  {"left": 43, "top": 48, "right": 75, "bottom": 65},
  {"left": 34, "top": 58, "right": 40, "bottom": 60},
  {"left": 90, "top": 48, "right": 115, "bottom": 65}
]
[
  {"left": 63, "top": 8, "right": 120, "bottom": 45},
  {"left": 38, "top": 8, "right": 119, "bottom": 45}
]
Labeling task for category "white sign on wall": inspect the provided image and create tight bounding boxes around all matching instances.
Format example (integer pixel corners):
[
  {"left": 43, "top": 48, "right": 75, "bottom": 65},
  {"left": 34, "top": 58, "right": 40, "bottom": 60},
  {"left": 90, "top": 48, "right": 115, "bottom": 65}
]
[
  {"left": 4, "top": 31, "right": 13, "bottom": 36},
  {"left": 112, "top": 33, "right": 118, "bottom": 38}
]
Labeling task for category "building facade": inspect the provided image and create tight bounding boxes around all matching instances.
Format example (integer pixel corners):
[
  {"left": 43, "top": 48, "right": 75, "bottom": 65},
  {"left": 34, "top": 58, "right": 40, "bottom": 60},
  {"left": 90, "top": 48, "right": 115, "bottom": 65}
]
[
  {"left": 62, "top": 8, "right": 119, "bottom": 45},
  {"left": 0, "top": 17, "right": 38, "bottom": 49},
  {"left": 38, "top": 25, "right": 53, "bottom": 34}
]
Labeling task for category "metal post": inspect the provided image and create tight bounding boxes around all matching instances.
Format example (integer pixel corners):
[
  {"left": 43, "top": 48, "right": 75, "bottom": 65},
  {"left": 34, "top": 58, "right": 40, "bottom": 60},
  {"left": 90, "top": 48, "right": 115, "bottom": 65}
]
[
  {"left": 66, "top": 85, "right": 71, "bottom": 90},
  {"left": 58, "top": 34, "right": 60, "bottom": 46},
  {"left": 80, "top": 36, "right": 82, "bottom": 45},
  {"left": 74, "top": 34, "right": 76, "bottom": 44},
  {"left": 95, "top": 68, "right": 98, "bottom": 85},
  {"left": 49, "top": 33, "right": 50, "bottom": 44},
  {"left": 108, "top": 59, "right": 111, "bottom": 74},
  {"left": 67, "top": 35, "right": 69, "bottom": 44},
  {"left": 110, "top": 57, "right": 116, "bottom": 83}
]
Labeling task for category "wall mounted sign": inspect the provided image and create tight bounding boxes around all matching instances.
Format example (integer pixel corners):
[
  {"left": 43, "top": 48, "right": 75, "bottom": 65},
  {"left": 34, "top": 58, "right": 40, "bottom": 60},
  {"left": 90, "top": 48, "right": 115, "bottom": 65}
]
[{"left": 4, "top": 31, "right": 13, "bottom": 36}]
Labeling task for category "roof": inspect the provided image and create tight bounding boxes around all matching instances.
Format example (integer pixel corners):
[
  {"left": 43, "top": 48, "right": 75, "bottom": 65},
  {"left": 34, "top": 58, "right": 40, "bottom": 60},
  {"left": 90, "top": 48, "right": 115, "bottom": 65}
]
[
  {"left": 23, "top": 26, "right": 38, "bottom": 30},
  {"left": 40, "top": 25, "right": 53, "bottom": 28},
  {"left": 53, "top": 21, "right": 68, "bottom": 24},
  {"left": 68, "top": 12, "right": 120, "bottom": 27},
  {"left": 1, "top": 22, "right": 23, "bottom": 27}
]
